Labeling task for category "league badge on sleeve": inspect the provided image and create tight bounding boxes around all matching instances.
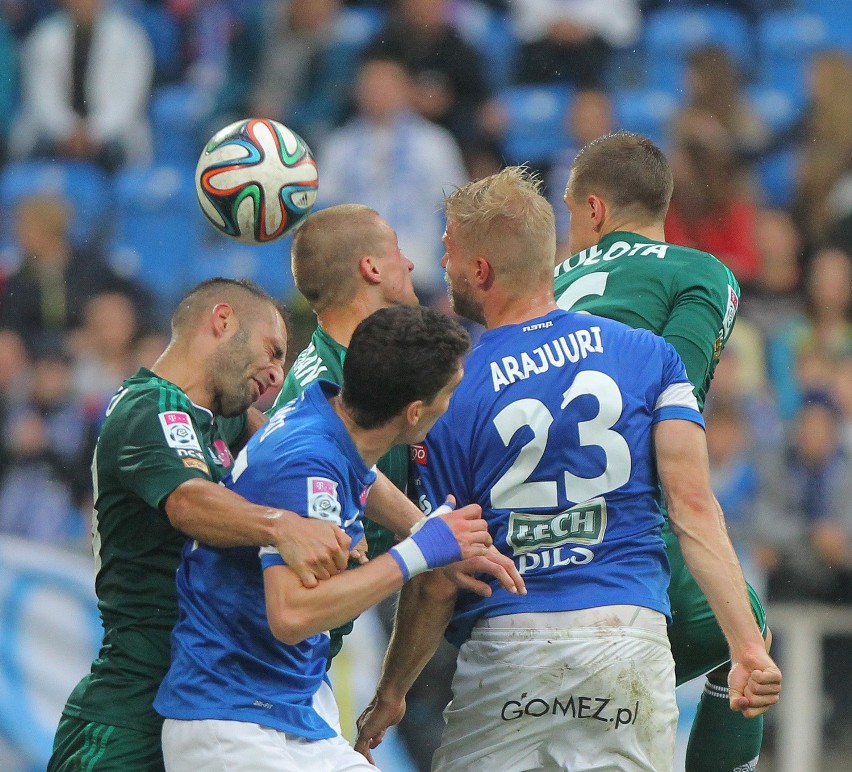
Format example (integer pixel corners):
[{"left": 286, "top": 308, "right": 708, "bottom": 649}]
[
  {"left": 159, "top": 412, "right": 203, "bottom": 452},
  {"left": 307, "top": 477, "right": 342, "bottom": 523}
]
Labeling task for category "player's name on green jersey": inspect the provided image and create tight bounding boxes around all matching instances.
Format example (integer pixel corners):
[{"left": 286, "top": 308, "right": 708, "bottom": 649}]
[
  {"left": 287, "top": 341, "right": 330, "bottom": 390},
  {"left": 555, "top": 240, "right": 671, "bottom": 277}
]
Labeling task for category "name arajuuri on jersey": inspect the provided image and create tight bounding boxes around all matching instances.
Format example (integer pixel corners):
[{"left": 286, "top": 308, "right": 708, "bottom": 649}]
[
  {"left": 490, "top": 322, "right": 604, "bottom": 392},
  {"left": 554, "top": 241, "right": 670, "bottom": 276}
]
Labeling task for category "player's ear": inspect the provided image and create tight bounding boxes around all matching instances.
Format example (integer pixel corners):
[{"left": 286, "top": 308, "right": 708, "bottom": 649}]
[
  {"left": 589, "top": 195, "right": 606, "bottom": 232},
  {"left": 404, "top": 400, "right": 423, "bottom": 428},
  {"left": 359, "top": 255, "right": 382, "bottom": 285},
  {"left": 473, "top": 256, "right": 493, "bottom": 288},
  {"left": 210, "top": 303, "right": 236, "bottom": 338}
]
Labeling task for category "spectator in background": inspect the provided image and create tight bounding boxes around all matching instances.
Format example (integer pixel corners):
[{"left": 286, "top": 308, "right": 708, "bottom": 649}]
[
  {"left": 369, "top": 0, "right": 494, "bottom": 165},
  {"left": 704, "top": 395, "right": 763, "bottom": 591},
  {"left": 744, "top": 51, "right": 852, "bottom": 254},
  {"left": 0, "top": 328, "right": 31, "bottom": 470},
  {"left": 739, "top": 208, "right": 804, "bottom": 343},
  {"left": 318, "top": 49, "right": 468, "bottom": 303},
  {"left": 248, "top": 0, "right": 347, "bottom": 148},
  {"left": 666, "top": 107, "right": 762, "bottom": 286},
  {"left": 753, "top": 389, "right": 852, "bottom": 745},
  {"left": 10, "top": 0, "right": 155, "bottom": 171},
  {"left": 0, "top": 341, "right": 93, "bottom": 545},
  {"left": 683, "top": 45, "right": 769, "bottom": 160},
  {"left": 0, "top": 194, "right": 149, "bottom": 350},
  {"left": 509, "top": 0, "right": 640, "bottom": 87},
  {"left": 546, "top": 88, "right": 614, "bottom": 255},
  {"left": 69, "top": 290, "right": 142, "bottom": 418},
  {"left": 767, "top": 246, "right": 852, "bottom": 419}
]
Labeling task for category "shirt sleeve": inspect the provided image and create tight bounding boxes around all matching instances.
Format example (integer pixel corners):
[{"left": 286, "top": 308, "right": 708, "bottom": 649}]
[
  {"left": 112, "top": 396, "right": 213, "bottom": 510},
  {"left": 652, "top": 342, "right": 705, "bottom": 428},
  {"left": 410, "top": 408, "right": 472, "bottom": 515},
  {"left": 660, "top": 263, "right": 739, "bottom": 407}
]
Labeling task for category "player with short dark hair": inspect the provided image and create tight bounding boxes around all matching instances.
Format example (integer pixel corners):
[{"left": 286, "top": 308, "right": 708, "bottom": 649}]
[
  {"left": 154, "top": 305, "right": 502, "bottom": 771},
  {"left": 355, "top": 167, "right": 781, "bottom": 771},
  {"left": 558, "top": 131, "right": 770, "bottom": 772},
  {"left": 48, "top": 278, "right": 354, "bottom": 771}
]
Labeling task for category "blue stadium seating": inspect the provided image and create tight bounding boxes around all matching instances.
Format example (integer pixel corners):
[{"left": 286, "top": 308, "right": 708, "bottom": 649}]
[
  {"left": 454, "top": 2, "right": 518, "bottom": 91},
  {"left": 498, "top": 84, "right": 573, "bottom": 165},
  {"left": 756, "top": 11, "right": 844, "bottom": 98},
  {"left": 612, "top": 88, "right": 679, "bottom": 147},
  {"left": 109, "top": 164, "right": 202, "bottom": 308},
  {"left": 745, "top": 85, "right": 804, "bottom": 134},
  {"left": 189, "top": 235, "right": 295, "bottom": 301},
  {"left": 756, "top": 148, "right": 799, "bottom": 209},
  {"left": 0, "top": 160, "right": 112, "bottom": 252},
  {"left": 150, "top": 84, "right": 214, "bottom": 166},
  {"left": 643, "top": 7, "right": 752, "bottom": 93}
]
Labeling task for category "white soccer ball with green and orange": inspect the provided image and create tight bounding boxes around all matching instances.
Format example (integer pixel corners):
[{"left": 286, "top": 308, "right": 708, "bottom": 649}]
[{"left": 195, "top": 118, "right": 318, "bottom": 244}]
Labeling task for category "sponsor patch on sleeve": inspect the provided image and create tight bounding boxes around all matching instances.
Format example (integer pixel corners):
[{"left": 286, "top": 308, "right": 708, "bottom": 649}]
[
  {"left": 722, "top": 284, "right": 739, "bottom": 338},
  {"left": 410, "top": 443, "right": 428, "bottom": 465},
  {"left": 307, "top": 476, "right": 342, "bottom": 523},
  {"left": 183, "top": 457, "right": 210, "bottom": 473},
  {"left": 159, "top": 411, "right": 203, "bottom": 452}
]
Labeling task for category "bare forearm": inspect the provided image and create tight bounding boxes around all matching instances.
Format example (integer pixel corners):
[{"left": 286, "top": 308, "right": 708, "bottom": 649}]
[
  {"left": 264, "top": 555, "right": 405, "bottom": 644},
  {"left": 376, "top": 572, "right": 456, "bottom": 700},
  {"left": 670, "top": 497, "right": 765, "bottom": 657},
  {"left": 165, "top": 477, "right": 283, "bottom": 547},
  {"left": 365, "top": 472, "right": 424, "bottom": 539}
]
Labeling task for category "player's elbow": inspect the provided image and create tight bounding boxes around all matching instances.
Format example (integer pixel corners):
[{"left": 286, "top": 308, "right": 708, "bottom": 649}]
[{"left": 267, "top": 607, "right": 315, "bottom": 646}]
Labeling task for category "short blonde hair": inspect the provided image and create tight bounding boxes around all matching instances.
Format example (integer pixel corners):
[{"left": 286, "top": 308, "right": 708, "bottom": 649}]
[
  {"left": 291, "top": 204, "right": 386, "bottom": 313},
  {"left": 444, "top": 166, "right": 556, "bottom": 287}
]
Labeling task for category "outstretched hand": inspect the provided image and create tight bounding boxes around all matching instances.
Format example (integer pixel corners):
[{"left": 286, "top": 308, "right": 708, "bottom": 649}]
[
  {"left": 437, "top": 501, "right": 491, "bottom": 560},
  {"left": 443, "top": 545, "right": 526, "bottom": 596},
  {"left": 728, "top": 652, "right": 782, "bottom": 718},
  {"left": 354, "top": 693, "right": 407, "bottom": 765}
]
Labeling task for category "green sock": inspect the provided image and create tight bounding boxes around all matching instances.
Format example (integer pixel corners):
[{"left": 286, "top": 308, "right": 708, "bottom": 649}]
[{"left": 685, "top": 679, "right": 763, "bottom": 772}]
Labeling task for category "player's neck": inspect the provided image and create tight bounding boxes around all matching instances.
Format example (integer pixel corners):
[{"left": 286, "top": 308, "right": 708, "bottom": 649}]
[
  {"left": 318, "top": 301, "right": 372, "bottom": 349},
  {"left": 152, "top": 348, "right": 213, "bottom": 411},
  {"left": 330, "top": 396, "right": 394, "bottom": 468},
  {"left": 484, "top": 288, "right": 558, "bottom": 330},
  {"left": 602, "top": 220, "right": 666, "bottom": 242}
]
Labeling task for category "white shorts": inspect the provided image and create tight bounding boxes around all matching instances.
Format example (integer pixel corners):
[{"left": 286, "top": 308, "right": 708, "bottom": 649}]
[
  {"left": 161, "top": 681, "right": 378, "bottom": 772},
  {"left": 432, "top": 606, "right": 677, "bottom": 772}
]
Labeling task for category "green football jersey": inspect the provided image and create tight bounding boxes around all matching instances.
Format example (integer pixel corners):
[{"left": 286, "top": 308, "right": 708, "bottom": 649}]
[
  {"left": 269, "top": 324, "right": 406, "bottom": 662},
  {"left": 62, "top": 368, "right": 246, "bottom": 732},
  {"left": 553, "top": 231, "right": 740, "bottom": 409}
]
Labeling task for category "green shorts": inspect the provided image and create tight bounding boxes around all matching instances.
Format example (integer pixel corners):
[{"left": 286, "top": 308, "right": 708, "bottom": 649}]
[
  {"left": 665, "top": 526, "right": 767, "bottom": 686},
  {"left": 48, "top": 714, "right": 165, "bottom": 772}
]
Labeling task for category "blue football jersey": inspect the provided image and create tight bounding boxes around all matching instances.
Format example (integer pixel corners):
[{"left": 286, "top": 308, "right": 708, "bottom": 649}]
[
  {"left": 410, "top": 310, "right": 703, "bottom": 646},
  {"left": 154, "top": 380, "right": 375, "bottom": 738}
]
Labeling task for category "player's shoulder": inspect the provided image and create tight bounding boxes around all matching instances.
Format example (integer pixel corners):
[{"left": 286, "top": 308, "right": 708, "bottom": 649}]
[{"left": 103, "top": 371, "right": 192, "bottom": 423}]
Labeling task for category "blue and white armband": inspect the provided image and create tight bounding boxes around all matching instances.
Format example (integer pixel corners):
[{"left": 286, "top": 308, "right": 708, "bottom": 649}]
[{"left": 389, "top": 502, "right": 462, "bottom": 581}]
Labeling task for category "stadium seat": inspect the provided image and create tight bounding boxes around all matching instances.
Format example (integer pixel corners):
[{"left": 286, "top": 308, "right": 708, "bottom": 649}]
[
  {"left": 643, "top": 7, "right": 752, "bottom": 94},
  {"left": 755, "top": 11, "right": 843, "bottom": 98},
  {"left": 756, "top": 148, "right": 799, "bottom": 209},
  {"left": 454, "top": 1, "right": 518, "bottom": 91},
  {"left": 612, "top": 88, "right": 679, "bottom": 147},
  {"left": 131, "top": 3, "right": 182, "bottom": 84},
  {"left": 150, "top": 84, "right": 214, "bottom": 166},
  {"left": 745, "top": 85, "right": 804, "bottom": 134},
  {"left": 109, "top": 164, "right": 202, "bottom": 308},
  {"left": 0, "top": 160, "right": 112, "bottom": 252},
  {"left": 497, "top": 84, "right": 573, "bottom": 165},
  {"left": 189, "top": 234, "right": 295, "bottom": 301}
]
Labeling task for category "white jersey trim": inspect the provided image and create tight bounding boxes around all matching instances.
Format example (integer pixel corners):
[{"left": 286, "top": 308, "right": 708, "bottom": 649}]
[{"left": 654, "top": 381, "right": 698, "bottom": 413}]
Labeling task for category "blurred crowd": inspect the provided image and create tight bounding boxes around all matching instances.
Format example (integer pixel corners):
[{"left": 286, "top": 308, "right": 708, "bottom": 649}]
[{"left": 0, "top": 0, "right": 850, "bottom": 766}]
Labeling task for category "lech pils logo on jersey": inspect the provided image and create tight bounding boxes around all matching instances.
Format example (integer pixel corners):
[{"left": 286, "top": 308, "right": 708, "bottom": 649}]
[
  {"left": 307, "top": 476, "right": 341, "bottom": 522},
  {"left": 506, "top": 498, "right": 607, "bottom": 556},
  {"left": 159, "top": 411, "right": 203, "bottom": 452}
]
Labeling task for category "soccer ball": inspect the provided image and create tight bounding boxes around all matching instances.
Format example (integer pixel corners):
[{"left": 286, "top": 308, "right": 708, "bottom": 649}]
[{"left": 195, "top": 118, "right": 319, "bottom": 244}]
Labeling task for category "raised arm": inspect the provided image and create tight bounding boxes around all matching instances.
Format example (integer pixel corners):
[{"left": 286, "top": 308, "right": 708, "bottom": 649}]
[{"left": 654, "top": 419, "right": 781, "bottom": 717}]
